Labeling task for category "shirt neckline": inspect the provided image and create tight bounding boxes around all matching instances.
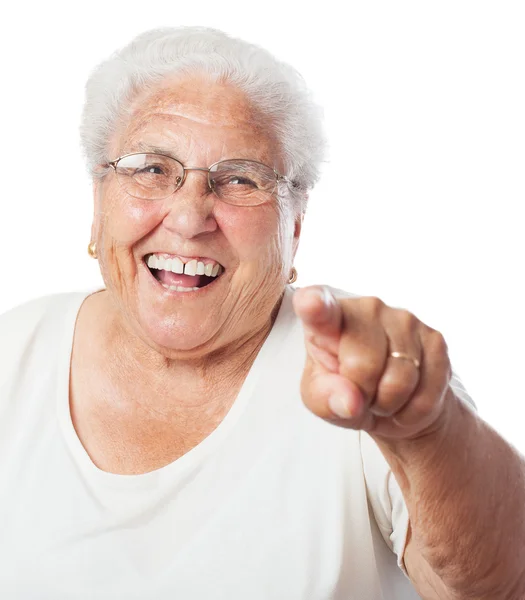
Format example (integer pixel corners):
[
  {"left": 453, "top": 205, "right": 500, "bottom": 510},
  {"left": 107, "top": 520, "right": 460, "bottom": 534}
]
[{"left": 56, "top": 286, "right": 297, "bottom": 490}]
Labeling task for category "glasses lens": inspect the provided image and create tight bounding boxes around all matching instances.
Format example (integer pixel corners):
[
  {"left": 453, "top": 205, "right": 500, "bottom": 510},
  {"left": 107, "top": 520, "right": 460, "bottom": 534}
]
[
  {"left": 209, "top": 160, "right": 277, "bottom": 206},
  {"left": 115, "top": 153, "right": 183, "bottom": 200}
]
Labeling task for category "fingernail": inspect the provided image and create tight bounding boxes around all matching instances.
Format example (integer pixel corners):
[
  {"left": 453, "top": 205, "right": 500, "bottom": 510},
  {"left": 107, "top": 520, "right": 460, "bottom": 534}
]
[{"left": 328, "top": 393, "right": 354, "bottom": 419}]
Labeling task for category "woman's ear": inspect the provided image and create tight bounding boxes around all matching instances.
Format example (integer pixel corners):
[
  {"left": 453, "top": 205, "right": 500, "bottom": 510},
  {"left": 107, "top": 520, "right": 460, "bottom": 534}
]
[
  {"left": 294, "top": 213, "right": 303, "bottom": 239},
  {"left": 292, "top": 194, "right": 307, "bottom": 255}
]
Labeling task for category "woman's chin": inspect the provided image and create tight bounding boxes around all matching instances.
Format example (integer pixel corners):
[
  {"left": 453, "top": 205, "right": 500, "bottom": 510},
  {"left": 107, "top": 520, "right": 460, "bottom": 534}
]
[
  {"left": 128, "top": 270, "right": 225, "bottom": 353},
  {"left": 135, "top": 306, "right": 218, "bottom": 355}
]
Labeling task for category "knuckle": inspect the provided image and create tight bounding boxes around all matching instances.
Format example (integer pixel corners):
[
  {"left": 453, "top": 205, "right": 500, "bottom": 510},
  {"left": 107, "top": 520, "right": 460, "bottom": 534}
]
[
  {"left": 360, "top": 296, "right": 385, "bottom": 318},
  {"left": 396, "top": 308, "right": 418, "bottom": 330},
  {"left": 430, "top": 329, "right": 449, "bottom": 356}
]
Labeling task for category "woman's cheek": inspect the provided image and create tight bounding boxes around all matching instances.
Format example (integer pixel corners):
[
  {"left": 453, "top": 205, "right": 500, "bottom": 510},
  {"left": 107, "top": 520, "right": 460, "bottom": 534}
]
[
  {"left": 104, "top": 198, "right": 164, "bottom": 244},
  {"left": 217, "top": 204, "right": 281, "bottom": 258}
]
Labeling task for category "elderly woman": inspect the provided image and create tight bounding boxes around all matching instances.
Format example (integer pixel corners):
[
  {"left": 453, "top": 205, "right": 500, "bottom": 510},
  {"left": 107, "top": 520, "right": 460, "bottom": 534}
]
[{"left": 0, "top": 26, "right": 523, "bottom": 600}]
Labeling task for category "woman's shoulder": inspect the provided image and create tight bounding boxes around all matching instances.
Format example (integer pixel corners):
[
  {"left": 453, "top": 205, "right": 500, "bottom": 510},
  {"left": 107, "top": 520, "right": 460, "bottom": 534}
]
[
  {"left": 0, "top": 292, "right": 87, "bottom": 331},
  {"left": 0, "top": 292, "right": 90, "bottom": 368}
]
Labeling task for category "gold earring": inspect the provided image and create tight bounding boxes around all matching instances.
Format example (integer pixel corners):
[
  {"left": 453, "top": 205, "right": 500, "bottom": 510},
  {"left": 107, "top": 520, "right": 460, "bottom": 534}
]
[
  {"left": 87, "top": 241, "right": 98, "bottom": 259},
  {"left": 288, "top": 266, "right": 298, "bottom": 284}
]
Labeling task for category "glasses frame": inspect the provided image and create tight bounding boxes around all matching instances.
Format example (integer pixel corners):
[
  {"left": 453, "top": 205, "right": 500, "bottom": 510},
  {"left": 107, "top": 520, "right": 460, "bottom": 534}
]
[{"left": 106, "top": 152, "right": 291, "bottom": 206}]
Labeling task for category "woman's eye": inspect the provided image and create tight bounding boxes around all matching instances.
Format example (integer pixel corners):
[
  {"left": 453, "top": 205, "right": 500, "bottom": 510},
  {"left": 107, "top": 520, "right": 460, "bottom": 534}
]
[
  {"left": 139, "top": 165, "right": 164, "bottom": 175},
  {"left": 228, "top": 176, "right": 257, "bottom": 187},
  {"left": 137, "top": 165, "right": 165, "bottom": 176}
]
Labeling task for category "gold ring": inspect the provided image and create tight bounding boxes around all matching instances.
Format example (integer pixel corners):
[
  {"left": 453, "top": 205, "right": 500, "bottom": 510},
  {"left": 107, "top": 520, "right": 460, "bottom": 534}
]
[{"left": 390, "top": 351, "right": 420, "bottom": 369}]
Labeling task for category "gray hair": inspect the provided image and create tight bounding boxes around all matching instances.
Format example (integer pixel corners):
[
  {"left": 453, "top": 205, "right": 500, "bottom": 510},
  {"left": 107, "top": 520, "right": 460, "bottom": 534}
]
[{"left": 79, "top": 26, "right": 327, "bottom": 213}]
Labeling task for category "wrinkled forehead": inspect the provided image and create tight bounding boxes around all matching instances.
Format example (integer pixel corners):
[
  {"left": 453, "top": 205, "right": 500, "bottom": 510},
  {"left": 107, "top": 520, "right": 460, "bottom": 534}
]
[
  {"left": 112, "top": 74, "right": 281, "bottom": 165},
  {"left": 131, "top": 75, "right": 260, "bottom": 125}
]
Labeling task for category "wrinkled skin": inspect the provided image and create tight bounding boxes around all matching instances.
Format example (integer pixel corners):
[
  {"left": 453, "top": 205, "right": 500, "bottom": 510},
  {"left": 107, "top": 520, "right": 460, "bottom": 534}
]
[{"left": 91, "top": 74, "right": 303, "bottom": 366}]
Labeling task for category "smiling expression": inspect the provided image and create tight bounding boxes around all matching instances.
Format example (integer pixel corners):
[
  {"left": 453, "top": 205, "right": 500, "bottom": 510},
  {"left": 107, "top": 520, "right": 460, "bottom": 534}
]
[{"left": 91, "top": 74, "right": 302, "bottom": 357}]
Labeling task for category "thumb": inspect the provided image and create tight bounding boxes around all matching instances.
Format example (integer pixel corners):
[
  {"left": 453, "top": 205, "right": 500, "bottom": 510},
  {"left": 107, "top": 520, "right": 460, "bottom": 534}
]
[{"left": 293, "top": 286, "right": 343, "bottom": 357}]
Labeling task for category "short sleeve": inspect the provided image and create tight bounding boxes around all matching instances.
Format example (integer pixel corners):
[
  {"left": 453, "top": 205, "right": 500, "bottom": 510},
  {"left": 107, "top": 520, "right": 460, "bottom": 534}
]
[
  {"left": 360, "top": 370, "right": 476, "bottom": 579},
  {"left": 360, "top": 430, "right": 413, "bottom": 578}
]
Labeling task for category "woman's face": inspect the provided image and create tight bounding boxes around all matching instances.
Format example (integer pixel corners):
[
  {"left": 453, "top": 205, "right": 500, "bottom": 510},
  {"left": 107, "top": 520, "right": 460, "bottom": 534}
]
[{"left": 92, "top": 74, "right": 302, "bottom": 357}]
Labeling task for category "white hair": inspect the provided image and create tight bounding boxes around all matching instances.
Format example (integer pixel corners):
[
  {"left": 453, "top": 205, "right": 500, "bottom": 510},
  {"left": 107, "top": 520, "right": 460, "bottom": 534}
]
[{"left": 79, "top": 26, "right": 328, "bottom": 213}]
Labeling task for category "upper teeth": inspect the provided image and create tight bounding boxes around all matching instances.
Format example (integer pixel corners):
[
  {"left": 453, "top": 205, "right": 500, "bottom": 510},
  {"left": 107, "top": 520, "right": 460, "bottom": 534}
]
[{"left": 147, "top": 254, "right": 222, "bottom": 277}]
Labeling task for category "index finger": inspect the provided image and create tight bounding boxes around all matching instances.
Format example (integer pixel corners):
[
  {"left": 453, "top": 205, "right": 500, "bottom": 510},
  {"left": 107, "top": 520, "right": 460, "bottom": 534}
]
[{"left": 293, "top": 286, "right": 343, "bottom": 354}]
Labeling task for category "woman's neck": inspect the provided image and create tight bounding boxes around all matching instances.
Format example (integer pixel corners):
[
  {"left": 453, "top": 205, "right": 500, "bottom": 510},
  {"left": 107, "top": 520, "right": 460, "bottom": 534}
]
[{"left": 81, "top": 290, "right": 279, "bottom": 417}]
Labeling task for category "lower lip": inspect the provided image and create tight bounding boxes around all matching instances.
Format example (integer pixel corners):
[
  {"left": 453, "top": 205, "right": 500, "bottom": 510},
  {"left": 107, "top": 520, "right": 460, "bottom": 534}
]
[{"left": 142, "top": 261, "right": 224, "bottom": 297}]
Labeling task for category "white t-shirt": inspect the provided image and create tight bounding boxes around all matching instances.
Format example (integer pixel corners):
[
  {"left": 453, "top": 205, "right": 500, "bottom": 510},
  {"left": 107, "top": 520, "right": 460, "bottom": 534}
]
[{"left": 0, "top": 285, "right": 474, "bottom": 599}]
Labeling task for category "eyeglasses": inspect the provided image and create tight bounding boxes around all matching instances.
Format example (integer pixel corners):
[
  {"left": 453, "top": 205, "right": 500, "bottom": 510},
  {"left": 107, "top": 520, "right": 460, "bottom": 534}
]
[{"left": 106, "top": 152, "right": 290, "bottom": 207}]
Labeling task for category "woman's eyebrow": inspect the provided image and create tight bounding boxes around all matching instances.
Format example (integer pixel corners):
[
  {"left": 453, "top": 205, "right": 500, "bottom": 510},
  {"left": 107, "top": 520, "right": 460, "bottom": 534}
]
[
  {"left": 133, "top": 142, "right": 179, "bottom": 158},
  {"left": 130, "top": 142, "right": 269, "bottom": 165}
]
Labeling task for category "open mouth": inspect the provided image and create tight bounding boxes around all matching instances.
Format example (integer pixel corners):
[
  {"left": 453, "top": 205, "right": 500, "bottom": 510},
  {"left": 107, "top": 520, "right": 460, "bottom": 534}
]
[{"left": 144, "top": 253, "right": 224, "bottom": 292}]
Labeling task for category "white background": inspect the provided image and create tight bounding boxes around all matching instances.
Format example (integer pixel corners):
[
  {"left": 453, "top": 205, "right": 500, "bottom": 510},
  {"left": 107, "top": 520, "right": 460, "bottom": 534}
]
[{"left": 0, "top": 1, "right": 523, "bottom": 453}]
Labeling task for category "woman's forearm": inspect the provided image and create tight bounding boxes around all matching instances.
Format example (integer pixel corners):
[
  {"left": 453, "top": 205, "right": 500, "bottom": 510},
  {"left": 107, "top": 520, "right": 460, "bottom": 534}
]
[{"left": 372, "top": 390, "right": 525, "bottom": 598}]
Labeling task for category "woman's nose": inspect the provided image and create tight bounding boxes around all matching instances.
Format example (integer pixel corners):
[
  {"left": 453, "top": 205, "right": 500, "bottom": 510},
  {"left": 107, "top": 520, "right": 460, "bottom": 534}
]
[{"left": 161, "top": 171, "right": 218, "bottom": 238}]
